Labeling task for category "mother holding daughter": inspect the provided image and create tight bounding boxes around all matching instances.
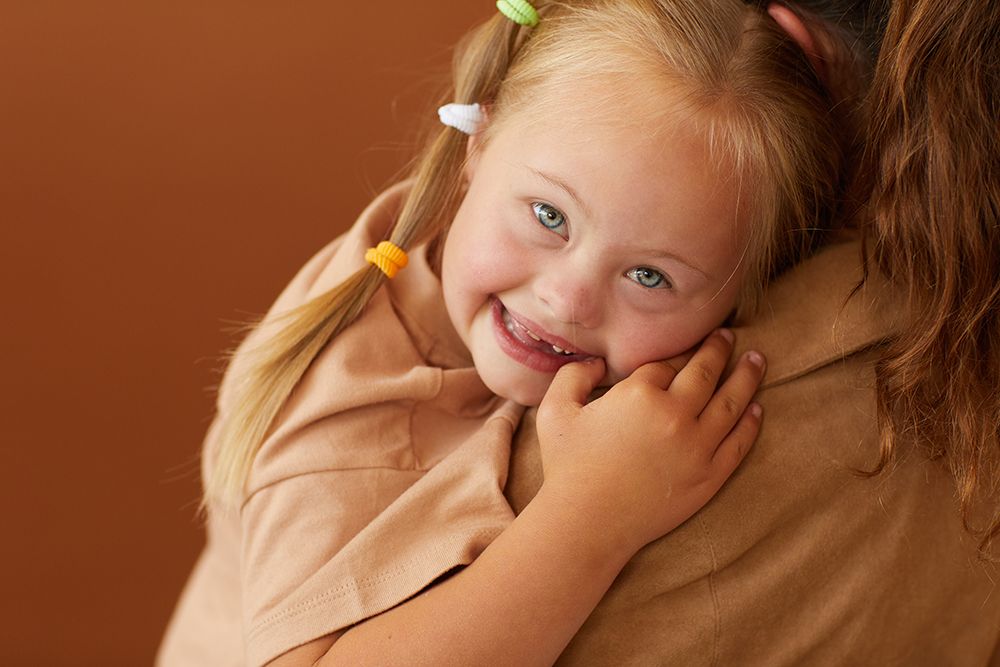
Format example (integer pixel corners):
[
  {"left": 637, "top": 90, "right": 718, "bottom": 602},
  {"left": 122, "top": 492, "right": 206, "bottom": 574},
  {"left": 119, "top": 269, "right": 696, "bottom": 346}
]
[
  {"left": 507, "top": 1, "right": 1000, "bottom": 662},
  {"left": 159, "top": 0, "right": 1000, "bottom": 664}
]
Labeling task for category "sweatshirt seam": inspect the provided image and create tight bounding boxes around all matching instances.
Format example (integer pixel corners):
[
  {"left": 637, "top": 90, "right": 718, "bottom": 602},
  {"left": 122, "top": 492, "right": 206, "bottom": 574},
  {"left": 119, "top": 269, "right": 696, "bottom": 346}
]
[
  {"left": 697, "top": 514, "right": 722, "bottom": 667},
  {"left": 241, "top": 465, "right": 425, "bottom": 511}
]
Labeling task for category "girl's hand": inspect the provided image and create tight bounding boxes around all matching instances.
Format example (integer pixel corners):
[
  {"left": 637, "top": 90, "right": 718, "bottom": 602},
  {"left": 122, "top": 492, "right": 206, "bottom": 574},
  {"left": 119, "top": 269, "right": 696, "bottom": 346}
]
[{"left": 536, "top": 329, "right": 765, "bottom": 557}]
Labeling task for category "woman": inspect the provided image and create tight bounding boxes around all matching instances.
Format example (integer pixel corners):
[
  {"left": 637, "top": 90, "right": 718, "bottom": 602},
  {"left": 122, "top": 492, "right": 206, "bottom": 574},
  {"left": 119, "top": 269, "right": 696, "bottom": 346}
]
[{"left": 503, "top": 0, "right": 1000, "bottom": 663}]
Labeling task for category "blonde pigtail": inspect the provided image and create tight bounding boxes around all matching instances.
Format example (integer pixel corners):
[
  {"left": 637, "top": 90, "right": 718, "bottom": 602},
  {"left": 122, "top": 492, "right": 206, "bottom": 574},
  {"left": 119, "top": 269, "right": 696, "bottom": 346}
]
[
  {"left": 206, "top": 267, "right": 384, "bottom": 507},
  {"left": 205, "top": 13, "right": 536, "bottom": 508}
]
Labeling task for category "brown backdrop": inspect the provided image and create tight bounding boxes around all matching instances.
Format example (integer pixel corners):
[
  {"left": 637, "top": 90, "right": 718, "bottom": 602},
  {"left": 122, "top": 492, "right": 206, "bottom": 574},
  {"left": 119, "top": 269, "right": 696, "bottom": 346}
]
[{"left": 0, "top": 2, "right": 489, "bottom": 663}]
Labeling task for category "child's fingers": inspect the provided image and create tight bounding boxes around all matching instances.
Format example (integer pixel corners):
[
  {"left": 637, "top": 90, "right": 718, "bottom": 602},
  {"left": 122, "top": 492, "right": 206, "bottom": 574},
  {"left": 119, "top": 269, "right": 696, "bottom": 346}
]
[
  {"left": 668, "top": 329, "right": 734, "bottom": 408},
  {"left": 710, "top": 402, "right": 763, "bottom": 474},
  {"left": 629, "top": 359, "right": 681, "bottom": 389},
  {"left": 699, "top": 351, "right": 766, "bottom": 435},
  {"left": 541, "top": 358, "right": 607, "bottom": 412}
]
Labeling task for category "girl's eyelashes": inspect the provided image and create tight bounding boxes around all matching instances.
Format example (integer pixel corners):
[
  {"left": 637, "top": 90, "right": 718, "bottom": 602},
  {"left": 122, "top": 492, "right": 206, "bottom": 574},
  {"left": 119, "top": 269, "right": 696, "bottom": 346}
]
[
  {"left": 626, "top": 267, "right": 673, "bottom": 290},
  {"left": 531, "top": 202, "right": 568, "bottom": 238}
]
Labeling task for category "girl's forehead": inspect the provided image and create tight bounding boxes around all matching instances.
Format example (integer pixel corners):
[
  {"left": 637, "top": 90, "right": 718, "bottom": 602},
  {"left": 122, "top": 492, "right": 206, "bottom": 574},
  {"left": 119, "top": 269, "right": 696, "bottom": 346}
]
[
  {"left": 489, "top": 83, "right": 721, "bottom": 185},
  {"left": 479, "top": 76, "right": 746, "bottom": 236},
  {"left": 491, "top": 72, "right": 693, "bottom": 141},
  {"left": 477, "top": 95, "right": 747, "bottom": 274}
]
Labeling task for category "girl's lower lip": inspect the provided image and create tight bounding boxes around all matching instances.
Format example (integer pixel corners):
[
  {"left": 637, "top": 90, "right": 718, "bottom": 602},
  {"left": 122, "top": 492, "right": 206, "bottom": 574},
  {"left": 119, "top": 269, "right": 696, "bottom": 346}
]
[{"left": 489, "top": 298, "right": 589, "bottom": 373}]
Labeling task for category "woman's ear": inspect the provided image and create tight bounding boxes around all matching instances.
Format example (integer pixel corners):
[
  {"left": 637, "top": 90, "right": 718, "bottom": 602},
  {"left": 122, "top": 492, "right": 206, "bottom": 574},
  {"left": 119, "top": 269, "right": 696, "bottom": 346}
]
[
  {"left": 768, "top": 3, "right": 863, "bottom": 106},
  {"left": 767, "top": 3, "right": 829, "bottom": 83}
]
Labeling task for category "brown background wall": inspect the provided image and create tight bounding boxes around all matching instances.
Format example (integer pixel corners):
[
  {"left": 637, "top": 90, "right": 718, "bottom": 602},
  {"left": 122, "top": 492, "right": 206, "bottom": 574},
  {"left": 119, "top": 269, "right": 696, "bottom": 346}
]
[{"left": 0, "top": 2, "right": 488, "bottom": 663}]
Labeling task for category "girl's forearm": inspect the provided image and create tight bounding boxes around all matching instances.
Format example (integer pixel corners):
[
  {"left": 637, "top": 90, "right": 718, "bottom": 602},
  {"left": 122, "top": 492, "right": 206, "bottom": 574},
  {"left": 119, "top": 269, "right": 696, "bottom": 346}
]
[{"left": 319, "top": 485, "right": 636, "bottom": 667}]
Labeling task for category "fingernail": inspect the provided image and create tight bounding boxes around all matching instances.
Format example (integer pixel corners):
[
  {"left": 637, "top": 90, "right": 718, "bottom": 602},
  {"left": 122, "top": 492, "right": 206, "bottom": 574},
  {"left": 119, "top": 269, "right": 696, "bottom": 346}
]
[
  {"left": 750, "top": 402, "right": 762, "bottom": 418},
  {"left": 717, "top": 328, "right": 734, "bottom": 343},
  {"left": 746, "top": 350, "right": 765, "bottom": 368}
]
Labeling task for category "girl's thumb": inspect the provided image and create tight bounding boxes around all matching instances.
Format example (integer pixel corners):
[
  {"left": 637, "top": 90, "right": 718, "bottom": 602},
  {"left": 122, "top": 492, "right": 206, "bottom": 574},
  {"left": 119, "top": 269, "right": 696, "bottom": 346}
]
[{"left": 542, "top": 358, "right": 607, "bottom": 410}]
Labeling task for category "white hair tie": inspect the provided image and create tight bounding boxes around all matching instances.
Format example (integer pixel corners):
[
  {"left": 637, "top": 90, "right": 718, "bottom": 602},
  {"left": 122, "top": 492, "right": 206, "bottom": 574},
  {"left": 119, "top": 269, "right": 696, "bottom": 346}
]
[{"left": 437, "top": 102, "right": 484, "bottom": 135}]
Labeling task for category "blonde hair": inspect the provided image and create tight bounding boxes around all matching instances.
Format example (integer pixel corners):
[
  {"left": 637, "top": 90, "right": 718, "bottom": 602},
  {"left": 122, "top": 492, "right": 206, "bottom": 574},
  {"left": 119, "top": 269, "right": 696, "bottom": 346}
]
[{"left": 206, "top": 0, "right": 844, "bottom": 506}]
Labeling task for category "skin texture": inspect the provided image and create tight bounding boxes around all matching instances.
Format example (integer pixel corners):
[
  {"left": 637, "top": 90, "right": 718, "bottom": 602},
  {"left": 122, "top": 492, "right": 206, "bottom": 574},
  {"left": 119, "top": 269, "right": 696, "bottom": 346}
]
[{"left": 442, "top": 81, "right": 748, "bottom": 407}]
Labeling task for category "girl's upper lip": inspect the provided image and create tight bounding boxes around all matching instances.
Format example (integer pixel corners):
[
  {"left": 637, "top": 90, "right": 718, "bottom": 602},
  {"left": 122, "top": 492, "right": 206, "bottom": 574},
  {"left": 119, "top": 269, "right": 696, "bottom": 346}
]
[{"left": 499, "top": 298, "right": 597, "bottom": 357}]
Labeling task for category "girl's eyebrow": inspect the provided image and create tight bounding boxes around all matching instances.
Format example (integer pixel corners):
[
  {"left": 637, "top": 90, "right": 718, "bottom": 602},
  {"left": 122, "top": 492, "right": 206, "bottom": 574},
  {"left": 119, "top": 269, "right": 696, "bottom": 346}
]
[
  {"left": 646, "top": 249, "right": 709, "bottom": 280},
  {"left": 525, "top": 166, "right": 593, "bottom": 217}
]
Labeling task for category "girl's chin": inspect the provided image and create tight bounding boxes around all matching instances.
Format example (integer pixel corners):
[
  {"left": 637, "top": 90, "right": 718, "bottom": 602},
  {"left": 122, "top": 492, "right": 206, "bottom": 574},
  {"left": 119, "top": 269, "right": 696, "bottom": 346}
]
[{"left": 478, "top": 368, "right": 551, "bottom": 407}]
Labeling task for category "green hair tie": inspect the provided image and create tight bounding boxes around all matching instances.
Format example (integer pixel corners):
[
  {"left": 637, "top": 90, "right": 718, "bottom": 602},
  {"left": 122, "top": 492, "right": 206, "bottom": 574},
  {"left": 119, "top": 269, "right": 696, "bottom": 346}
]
[{"left": 497, "top": 0, "right": 539, "bottom": 27}]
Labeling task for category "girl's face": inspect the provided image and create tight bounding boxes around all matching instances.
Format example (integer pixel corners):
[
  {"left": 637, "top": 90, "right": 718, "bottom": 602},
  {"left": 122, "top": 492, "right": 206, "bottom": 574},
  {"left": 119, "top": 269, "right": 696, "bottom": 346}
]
[{"left": 441, "top": 86, "right": 749, "bottom": 406}]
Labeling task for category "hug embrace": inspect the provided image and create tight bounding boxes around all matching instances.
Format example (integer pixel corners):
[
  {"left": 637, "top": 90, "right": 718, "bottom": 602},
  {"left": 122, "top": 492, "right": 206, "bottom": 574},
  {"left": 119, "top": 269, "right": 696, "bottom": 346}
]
[{"left": 159, "top": 0, "right": 1000, "bottom": 664}]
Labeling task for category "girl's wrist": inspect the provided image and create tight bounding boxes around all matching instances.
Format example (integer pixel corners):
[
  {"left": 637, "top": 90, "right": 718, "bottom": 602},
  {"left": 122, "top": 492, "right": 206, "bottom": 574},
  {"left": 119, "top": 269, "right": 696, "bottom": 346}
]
[{"left": 531, "top": 482, "right": 641, "bottom": 569}]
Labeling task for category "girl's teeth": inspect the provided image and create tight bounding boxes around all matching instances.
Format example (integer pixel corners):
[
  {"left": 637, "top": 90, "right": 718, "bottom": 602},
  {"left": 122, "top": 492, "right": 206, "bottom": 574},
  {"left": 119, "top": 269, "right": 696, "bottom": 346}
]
[{"left": 502, "top": 307, "right": 575, "bottom": 355}]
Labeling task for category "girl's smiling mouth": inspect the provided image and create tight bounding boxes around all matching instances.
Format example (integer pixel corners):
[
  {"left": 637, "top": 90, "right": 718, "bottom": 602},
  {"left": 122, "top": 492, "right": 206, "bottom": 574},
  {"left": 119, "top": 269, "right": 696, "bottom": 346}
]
[{"left": 489, "top": 297, "right": 598, "bottom": 372}]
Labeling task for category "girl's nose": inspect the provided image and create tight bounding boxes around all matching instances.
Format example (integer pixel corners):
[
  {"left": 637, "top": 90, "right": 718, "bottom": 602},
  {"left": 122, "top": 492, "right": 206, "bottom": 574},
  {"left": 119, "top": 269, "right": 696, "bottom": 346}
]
[{"left": 534, "top": 266, "right": 601, "bottom": 329}]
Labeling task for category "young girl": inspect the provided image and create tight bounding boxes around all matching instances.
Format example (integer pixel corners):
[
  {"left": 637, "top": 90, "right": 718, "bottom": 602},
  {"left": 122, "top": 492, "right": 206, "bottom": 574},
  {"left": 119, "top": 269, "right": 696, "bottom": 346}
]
[{"left": 158, "top": 0, "right": 843, "bottom": 664}]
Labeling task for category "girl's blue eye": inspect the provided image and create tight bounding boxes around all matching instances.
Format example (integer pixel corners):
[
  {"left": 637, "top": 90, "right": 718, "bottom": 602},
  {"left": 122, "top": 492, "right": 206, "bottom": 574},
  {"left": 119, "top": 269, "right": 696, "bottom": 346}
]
[
  {"left": 626, "top": 267, "right": 672, "bottom": 289},
  {"left": 532, "top": 202, "right": 567, "bottom": 236}
]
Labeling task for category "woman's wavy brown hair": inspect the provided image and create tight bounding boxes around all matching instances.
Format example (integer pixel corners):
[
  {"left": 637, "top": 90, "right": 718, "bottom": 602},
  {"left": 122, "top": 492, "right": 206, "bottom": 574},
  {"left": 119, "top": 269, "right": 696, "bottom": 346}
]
[{"left": 860, "top": 0, "right": 1000, "bottom": 553}]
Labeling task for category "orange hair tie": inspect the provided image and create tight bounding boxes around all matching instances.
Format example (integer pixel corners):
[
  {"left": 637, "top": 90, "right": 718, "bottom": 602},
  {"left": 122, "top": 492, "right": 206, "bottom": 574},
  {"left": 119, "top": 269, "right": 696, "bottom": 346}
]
[{"left": 365, "top": 241, "right": 409, "bottom": 278}]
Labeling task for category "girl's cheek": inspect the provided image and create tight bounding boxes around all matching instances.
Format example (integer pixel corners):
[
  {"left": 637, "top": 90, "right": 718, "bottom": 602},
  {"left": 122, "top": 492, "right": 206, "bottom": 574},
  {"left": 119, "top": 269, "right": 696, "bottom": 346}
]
[
  {"left": 605, "top": 319, "right": 701, "bottom": 382},
  {"left": 471, "top": 218, "right": 536, "bottom": 287}
]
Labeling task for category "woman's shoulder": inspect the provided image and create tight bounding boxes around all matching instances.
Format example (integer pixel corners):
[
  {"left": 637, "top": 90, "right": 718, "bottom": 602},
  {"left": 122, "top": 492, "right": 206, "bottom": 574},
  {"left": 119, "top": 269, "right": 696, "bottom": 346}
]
[
  {"left": 731, "top": 234, "right": 903, "bottom": 389},
  {"left": 531, "top": 238, "right": 999, "bottom": 664}
]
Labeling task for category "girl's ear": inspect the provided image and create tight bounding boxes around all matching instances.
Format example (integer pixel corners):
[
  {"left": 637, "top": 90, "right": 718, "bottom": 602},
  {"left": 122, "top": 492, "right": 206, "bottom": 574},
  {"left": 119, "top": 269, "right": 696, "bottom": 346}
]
[
  {"left": 463, "top": 106, "right": 490, "bottom": 183},
  {"left": 766, "top": 3, "right": 829, "bottom": 85},
  {"left": 464, "top": 131, "right": 484, "bottom": 183}
]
